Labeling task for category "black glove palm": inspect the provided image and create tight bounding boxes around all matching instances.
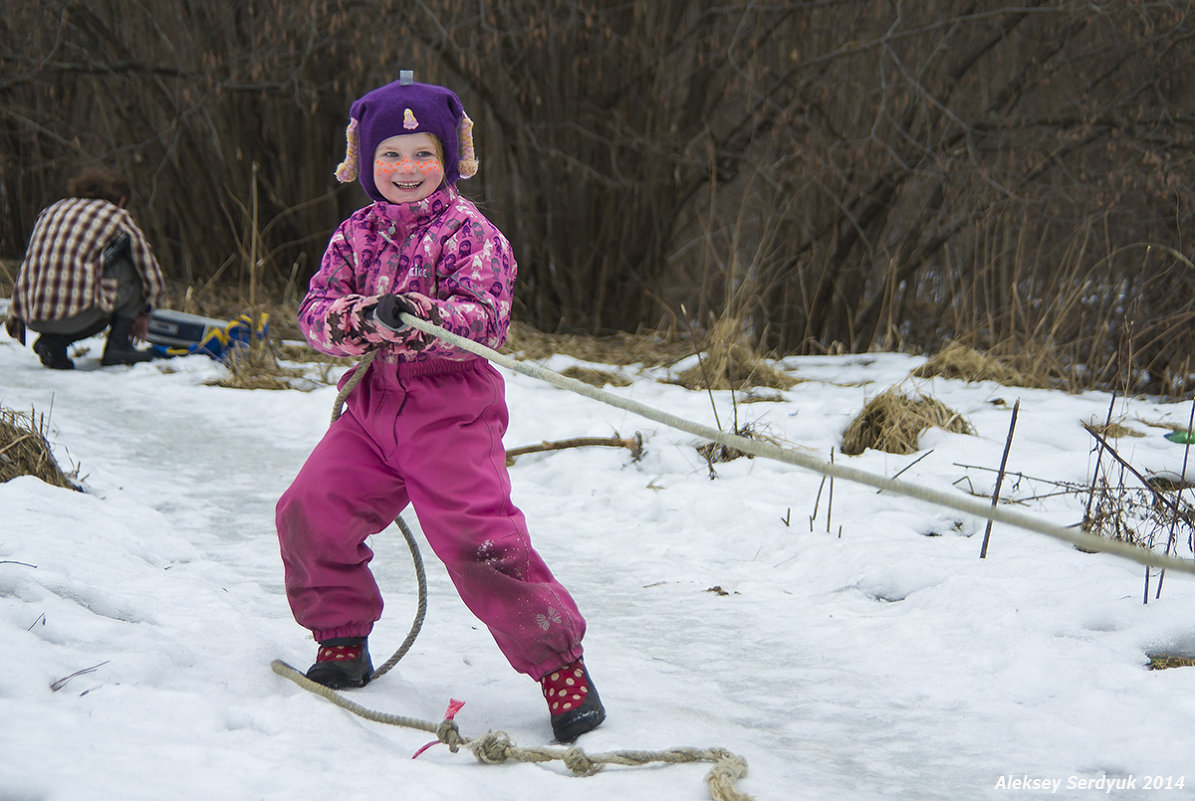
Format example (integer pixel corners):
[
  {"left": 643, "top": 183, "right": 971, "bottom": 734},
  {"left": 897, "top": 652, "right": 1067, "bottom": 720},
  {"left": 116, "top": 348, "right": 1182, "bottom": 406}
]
[{"left": 373, "top": 293, "right": 418, "bottom": 332}]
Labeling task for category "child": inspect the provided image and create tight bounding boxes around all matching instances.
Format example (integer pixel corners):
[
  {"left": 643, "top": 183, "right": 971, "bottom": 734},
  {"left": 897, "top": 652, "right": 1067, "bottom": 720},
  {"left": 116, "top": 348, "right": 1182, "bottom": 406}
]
[{"left": 276, "top": 72, "right": 606, "bottom": 743}]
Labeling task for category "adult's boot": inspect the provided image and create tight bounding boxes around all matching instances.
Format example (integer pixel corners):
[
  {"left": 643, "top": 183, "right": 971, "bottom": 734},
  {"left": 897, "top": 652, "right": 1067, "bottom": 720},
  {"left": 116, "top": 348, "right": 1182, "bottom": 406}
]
[
  {"left": 101, "top": 317, "right": 155, "bottom": 366},
  {"left": 32, "top": 334, "right": 75, "bottom": 370}
]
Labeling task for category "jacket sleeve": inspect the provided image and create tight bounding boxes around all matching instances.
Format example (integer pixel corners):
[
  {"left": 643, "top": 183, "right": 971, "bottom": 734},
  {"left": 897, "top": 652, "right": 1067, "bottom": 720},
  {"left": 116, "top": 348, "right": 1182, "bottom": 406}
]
[
  {"left": 297, "top": 219, "right": 392, "bottom": 358},
  {"left": 415, "top": 215, "right": 516, "bottom": 360}
]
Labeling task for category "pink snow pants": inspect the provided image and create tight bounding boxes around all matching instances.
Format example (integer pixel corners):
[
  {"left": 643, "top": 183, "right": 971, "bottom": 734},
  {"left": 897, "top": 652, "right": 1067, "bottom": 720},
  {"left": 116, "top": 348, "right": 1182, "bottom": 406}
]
[{"left": 277, "top": 357, "right": 585, "bottom": 680}]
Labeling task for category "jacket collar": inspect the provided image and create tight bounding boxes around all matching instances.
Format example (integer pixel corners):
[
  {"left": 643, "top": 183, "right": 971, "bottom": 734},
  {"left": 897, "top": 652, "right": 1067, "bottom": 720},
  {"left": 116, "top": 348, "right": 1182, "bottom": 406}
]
[{"left": 368, "top": 184, "right": 458, "bottom": 238}]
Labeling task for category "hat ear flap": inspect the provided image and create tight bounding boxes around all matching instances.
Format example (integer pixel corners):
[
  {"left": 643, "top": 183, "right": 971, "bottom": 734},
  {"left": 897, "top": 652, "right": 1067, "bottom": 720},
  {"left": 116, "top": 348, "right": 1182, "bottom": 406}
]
[
  {"left": 457, "top": 112, "right": 479, "bottom": 179},
  {"left": 334, "top": 118, "right": 360, "bottom": 183}
]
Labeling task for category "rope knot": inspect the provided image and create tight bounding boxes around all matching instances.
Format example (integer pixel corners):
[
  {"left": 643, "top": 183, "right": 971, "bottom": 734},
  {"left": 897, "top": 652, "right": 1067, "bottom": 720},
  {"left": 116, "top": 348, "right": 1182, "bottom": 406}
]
[
  {"left": 436, "top": 719, "right": 464, "bottom": 752},
  {"left": 471, "top": 730, "right": 514, "bottom": 765},
  {"left": 562, "top": 746, "right": 602, "bottom": 776}
]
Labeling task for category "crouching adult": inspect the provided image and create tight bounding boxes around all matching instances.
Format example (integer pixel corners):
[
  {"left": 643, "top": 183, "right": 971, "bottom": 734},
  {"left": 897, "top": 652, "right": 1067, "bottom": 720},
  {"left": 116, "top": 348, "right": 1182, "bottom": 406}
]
[{"left": 5, "top": 167, "right": 166, "bottom": 369}]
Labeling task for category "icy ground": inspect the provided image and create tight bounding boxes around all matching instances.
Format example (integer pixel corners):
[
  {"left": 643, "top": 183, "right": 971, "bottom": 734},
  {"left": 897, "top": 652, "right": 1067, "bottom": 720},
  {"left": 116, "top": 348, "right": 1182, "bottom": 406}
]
[{"left": 3, "top": 327, "right": 1195, "bottom": 800}]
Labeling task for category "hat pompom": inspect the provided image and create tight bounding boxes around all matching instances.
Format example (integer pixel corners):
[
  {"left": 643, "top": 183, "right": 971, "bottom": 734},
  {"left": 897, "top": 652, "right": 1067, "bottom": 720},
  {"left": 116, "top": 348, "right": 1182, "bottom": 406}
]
[
  {"left": 334, "top": 118, "right": 360, "bottom": 183},
  {"left": 457, "top": 112, "right": 479, "bottom": 179}
]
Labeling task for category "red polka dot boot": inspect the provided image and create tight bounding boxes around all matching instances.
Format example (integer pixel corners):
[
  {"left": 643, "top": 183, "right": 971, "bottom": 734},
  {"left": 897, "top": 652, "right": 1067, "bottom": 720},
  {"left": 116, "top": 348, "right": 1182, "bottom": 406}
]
[
  {"left": 305, "top": 637, "right": 373, "bottom": 689},
  {"left": 540, "top": 658, "right": 606, "bottom": 742}
]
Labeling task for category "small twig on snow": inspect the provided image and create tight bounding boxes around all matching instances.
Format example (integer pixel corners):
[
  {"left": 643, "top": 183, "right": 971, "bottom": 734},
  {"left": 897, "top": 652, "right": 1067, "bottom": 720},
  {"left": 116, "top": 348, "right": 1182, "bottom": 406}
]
[
  {"left": 877, "top": 450, "right": 934, "bottom": 493},
  {"left": 506, "top": 433, "right": 643, "bottom": 465},
  {"left": 50, "top": 661, "right": 110, "bottom": 692}
]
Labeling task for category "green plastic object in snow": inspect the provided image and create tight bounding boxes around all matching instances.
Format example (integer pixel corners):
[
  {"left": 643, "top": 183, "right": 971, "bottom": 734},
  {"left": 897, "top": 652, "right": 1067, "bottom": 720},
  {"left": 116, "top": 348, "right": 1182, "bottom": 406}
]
[{"left": 1166, "top": 430, "right": 1195, "bottom": 444}]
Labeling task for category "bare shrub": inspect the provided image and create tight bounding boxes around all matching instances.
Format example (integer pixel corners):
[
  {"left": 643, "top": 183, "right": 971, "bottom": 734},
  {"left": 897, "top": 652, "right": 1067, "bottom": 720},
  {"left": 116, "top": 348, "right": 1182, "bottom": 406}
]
[
  {"left": 1082, "top": 423, "right": 1195, "bottom": 602},
  {"left": 1085, "top": 478, "right": 1191, "bottom": 550},
  {"left": 4, "top": 2, "right": 1195, "bottom": 395}
]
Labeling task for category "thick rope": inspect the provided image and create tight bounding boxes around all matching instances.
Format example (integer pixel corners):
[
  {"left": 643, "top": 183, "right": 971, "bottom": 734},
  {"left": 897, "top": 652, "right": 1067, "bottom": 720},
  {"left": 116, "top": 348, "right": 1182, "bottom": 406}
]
[
  {"left": 272, "top": 659, "right": 439, "bottom": 734},
  {"left": 270, "top": 659, "right": 752, "bottom": 801},
  {"left": 330, "top": 348, "right": 377, "bottom": 424},
  {"left": 392, "top": 312, "right": 1195, "bottom": 576},
  {"left": 371, "top": 516, "right": 427, "bottom": 680}
]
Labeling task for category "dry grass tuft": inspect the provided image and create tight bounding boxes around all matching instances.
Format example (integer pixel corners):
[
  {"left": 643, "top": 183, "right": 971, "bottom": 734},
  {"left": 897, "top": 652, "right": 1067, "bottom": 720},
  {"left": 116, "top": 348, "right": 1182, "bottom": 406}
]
[
  {"left": 841, "top": 387, "right": 973, "bottom": 456},
  {"left": 209, "top": 342, "right": 305, "bottom": 390},
  {"left": 696, "top": 433, "right": 752, "bottom": 464},
  {"left": 672, "top": 317, "right": 797, "bottom": 391},
  {"left": 277, "top": 342, "right": 355, "bottom": 366},
  {"left": 739, "top": 390, "right": 791, "bottom": 404},
  {"left": 1148, "top": 653, "right": 1195, "bottom": 670},
  {"left": 503, "top": 321, "right": 690, "bottom": 367},
  {"left": 673, "top": 345, "right": 796, "bottom": 391},
  {"left": 912, "top": 342, "right": 1043, "bottom": 387},
  {"left": 1087, "top": 420, "right": 1145, "bottom": 439},
  {"left": 0, "top": 406, "right": 77, "bottom": 489},
  {"left": 560, "top": 366, "right": 632, "bottom": 387},
  {"left": 695, "top": 421, "right": 788, "bottom": 465}
]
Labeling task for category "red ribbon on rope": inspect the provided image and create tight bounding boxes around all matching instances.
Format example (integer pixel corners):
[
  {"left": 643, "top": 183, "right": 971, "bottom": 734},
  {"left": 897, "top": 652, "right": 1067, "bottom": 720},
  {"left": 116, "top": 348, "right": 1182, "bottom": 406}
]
[{"left": 411, "top": 698, "right": 466, "bottom": 759}]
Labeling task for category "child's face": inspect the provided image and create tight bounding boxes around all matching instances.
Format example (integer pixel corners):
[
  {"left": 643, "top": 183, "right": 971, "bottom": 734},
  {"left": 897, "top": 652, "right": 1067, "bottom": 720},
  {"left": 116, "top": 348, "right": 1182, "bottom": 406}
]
[{"left": 373, "top": 133, "right": 445, "bottom": 204}]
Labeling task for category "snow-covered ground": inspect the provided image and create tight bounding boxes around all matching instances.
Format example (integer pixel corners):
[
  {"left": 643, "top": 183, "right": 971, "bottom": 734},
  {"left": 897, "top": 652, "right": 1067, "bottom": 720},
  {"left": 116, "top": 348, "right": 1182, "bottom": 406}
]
[{"left": 3, "top": 325, "right": 1195, "bottom": 800}]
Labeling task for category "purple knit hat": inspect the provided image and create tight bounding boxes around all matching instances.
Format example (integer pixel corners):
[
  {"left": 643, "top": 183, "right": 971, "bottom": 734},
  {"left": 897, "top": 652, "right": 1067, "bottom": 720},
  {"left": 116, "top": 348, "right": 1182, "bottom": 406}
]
[{"left": 335, "top": 70, "right": 478, "bottom": 202}]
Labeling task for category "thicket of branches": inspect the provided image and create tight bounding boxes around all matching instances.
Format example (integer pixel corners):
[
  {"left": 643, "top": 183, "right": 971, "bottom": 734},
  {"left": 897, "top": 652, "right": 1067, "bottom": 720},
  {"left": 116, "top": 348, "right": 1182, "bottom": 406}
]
[{"left": 3, "top": 1, "right": 1195, "bottom": 395}]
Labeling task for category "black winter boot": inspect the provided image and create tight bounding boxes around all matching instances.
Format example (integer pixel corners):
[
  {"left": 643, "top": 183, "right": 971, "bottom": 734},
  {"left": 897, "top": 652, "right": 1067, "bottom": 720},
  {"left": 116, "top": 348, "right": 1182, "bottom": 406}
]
[
  {"left": 101, "top": 316, "right": 155, "bottom": 366},
  {"left": 33, "top": 334, "right": 75, "bottom": 370},
  {"left": 541, "top": 659, "right": 606, "bottom": 742},
  {"left": 305, "top": 637, "right": 373, "bottom": 689}
]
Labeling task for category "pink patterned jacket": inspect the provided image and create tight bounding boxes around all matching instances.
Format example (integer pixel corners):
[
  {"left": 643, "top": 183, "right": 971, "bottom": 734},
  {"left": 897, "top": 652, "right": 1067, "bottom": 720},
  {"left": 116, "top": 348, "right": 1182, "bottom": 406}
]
[{"left": 298, "top": 185, "right": 515, "bottom": 363}]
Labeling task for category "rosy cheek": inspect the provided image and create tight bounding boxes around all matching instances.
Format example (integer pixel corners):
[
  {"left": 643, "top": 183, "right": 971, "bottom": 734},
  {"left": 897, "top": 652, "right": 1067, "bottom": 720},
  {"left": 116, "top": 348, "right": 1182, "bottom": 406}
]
[{"left": 375, "top": 158, "right": 440, "bottom": 175}]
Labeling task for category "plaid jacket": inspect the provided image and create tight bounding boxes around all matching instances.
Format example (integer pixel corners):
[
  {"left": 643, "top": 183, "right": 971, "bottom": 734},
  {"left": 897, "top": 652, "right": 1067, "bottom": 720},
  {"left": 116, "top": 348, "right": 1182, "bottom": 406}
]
[{"left": 11, "top": 197, "right": 165, "bottom": 323}]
